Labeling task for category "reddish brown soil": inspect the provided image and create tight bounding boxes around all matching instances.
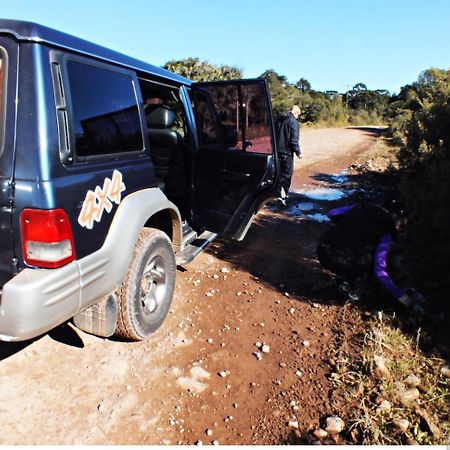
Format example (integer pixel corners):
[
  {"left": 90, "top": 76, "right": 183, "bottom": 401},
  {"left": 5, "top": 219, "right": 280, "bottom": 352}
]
[{"left": 0, "top": 126, "right": 387, "bottom": 445}]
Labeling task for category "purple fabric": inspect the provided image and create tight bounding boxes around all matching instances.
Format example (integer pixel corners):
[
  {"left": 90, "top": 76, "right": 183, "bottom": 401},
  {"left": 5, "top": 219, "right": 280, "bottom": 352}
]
[
  {"left": 327, "top": 204, "right": 356, "bottom": 221},
  {"left": 374, "top": 234, "right": 405, "bottom": 300}
]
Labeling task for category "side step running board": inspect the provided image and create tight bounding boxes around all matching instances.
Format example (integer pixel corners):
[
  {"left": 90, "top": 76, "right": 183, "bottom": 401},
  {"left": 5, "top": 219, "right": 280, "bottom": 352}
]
[{"left": 176, "top": 231, "right": 218, "bottom": 266}]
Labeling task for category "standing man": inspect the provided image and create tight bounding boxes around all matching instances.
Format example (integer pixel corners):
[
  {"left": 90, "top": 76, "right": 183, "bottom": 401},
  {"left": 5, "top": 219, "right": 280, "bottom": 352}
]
[{"left": 275, "top": 105, "right": 303, "bottom": 205}]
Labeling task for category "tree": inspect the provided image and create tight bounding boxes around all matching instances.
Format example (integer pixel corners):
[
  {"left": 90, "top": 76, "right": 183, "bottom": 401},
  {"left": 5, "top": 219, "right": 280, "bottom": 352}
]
[
  {"left": 295, "top": 78, "right": 312, "bottom": 93},
  {"left": 259, "top": 69, "right": 292, "bottom": 117},
  {"left": 163, "top": 58, "right": 243, "bottom": 81},
  {"left": 353, "top": 82, "right": 368, "bottom": 92}
]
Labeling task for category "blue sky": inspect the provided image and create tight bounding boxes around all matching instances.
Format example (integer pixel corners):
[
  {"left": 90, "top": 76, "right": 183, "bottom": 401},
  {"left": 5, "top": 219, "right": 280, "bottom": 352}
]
[{"left": 1, "top": 0, "right": 449, "bottom": 94}]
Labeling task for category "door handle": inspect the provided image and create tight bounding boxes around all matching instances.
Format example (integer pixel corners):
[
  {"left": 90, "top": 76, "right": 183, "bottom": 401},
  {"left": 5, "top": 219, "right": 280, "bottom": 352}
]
[{"left": 220, "top": 169, "right": 251, "bottom": 180}]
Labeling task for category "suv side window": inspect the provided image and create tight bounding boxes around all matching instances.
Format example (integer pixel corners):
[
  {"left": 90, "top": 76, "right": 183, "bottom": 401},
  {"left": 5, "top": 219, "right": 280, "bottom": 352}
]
[{"left": 66, "top": 60, "right": 143, "bottom": 160}]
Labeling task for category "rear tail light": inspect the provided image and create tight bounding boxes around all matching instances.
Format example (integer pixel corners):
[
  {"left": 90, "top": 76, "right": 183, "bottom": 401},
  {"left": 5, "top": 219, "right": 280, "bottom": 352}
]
[{"left": 20, "top": 208, "right": 76, "bottom": 268}]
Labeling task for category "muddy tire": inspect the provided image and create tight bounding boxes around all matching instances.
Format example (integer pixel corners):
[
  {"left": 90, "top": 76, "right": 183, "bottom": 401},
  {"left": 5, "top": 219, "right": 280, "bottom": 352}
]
[{"left": 115, "top": 228, "right": 176, "bottom": 341}]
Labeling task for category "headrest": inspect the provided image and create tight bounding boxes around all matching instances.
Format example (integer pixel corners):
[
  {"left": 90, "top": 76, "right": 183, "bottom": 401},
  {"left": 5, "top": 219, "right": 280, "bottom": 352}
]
[{"left": 146, "top": 105, "right": 175, "bottom": 129}]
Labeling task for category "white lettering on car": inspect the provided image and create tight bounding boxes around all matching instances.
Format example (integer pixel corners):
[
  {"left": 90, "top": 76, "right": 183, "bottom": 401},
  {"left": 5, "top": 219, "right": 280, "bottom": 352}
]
[{"left": 78, "top": 170, "right": 126, "bottom": 229}]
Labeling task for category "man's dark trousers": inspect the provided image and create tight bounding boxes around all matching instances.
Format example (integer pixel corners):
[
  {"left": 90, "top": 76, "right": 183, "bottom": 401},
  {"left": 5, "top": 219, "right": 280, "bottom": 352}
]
[{"left": 278, "top": 153, "right": 294, "bottom": 194}]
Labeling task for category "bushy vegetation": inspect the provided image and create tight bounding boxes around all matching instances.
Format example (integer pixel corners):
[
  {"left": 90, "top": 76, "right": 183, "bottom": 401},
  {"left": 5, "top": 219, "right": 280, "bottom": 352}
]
[{"left": 387, "top": 68, "right": 450, "bottom": 295}]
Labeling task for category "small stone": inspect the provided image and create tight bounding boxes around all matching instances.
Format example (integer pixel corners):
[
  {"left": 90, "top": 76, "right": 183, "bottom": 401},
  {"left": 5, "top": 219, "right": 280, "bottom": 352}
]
[
  {"left": 376, "top": 399, "right": 392, "bottom": 414},
  {"left": 302, "top": 340, "right": 310, "bottom": 347},
  {"left": 97, "top": 403, "right": 105, "bottom": 413},
  {"left": 233, "top": 403, "right": 238, "bottom": 408},
  {"left": 213, "top": 274, "right": 219, "bottom": 279},
  {"left": 313, "top": 429, "right": 328, "bottom": 439},
  {"left": 373, "top": 355, "right": 391, "bottom": 380},
  {"left": 206, "top": 429, "right": 213, "bottom": 436},
  {"left": 392, "top": 418, "right": 409, "bottom": 434},
  {"left": 404, "top": 374, "right": 420, "bottom": 387},
  {"left": 279, "top": 362, "right": 287, "bottom": 368},
  {"left": 287, "top": 421, "right": 299, "bottom": 429},
  {"left": 195, "top": 440, "right": 203, "bottom": 446},
  {"left": 284, "top": 292, "right": 290, "bottom": 297},
  {"left": 261, "top": 344, "right": 270, "bottom": 354},
  {"left": 399, "top": 387, "right": 420, "bottom": 406},
  {"left": 219, "top": 371, "right": 228, "bottom": 378},
  {"left": 220, "top": 267, "right": 230, "bottom": 273},
  {"left": 312, "top": 303, "right": 320, "bottom": 308},
  {"left": 440, "top": 365, "right": 450, "bottom": 378},
  {"left": 325, "top": 416, "right": 345, "bottom": 435},
  {"left": 253, "top": 351, "right": 263, "bottom": 360},
  {"left": 207, "top": 338, "right": 213, "bottom": 344},
  {"left": 289, "top": 307, "right": 295, "bottom": 315},
  {"left": 212, "top": 440, "right": 219, "bottom": 445},
  {"left": 295, "top": 370, "right": 303, "bottom": 377},
  {"left": 255, "top": 342, "right": 262, "bottom": 348}
]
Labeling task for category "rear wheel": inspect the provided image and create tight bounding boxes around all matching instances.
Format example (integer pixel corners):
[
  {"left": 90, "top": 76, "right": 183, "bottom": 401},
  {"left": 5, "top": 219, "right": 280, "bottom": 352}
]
[{"left": 115, "top": 228, "right": 176, "bottom": 341}]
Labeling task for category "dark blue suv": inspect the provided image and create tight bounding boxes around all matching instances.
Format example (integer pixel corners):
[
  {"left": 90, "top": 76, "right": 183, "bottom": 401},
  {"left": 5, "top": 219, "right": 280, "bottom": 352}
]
[{"left": 0, "top": 19, "right": 278, "bottom": 342}]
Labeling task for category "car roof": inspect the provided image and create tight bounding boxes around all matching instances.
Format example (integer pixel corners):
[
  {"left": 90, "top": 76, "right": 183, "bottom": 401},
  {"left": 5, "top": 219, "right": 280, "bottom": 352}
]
[{"left": 0, "top": 18, "right": 191, "bottom": 86}]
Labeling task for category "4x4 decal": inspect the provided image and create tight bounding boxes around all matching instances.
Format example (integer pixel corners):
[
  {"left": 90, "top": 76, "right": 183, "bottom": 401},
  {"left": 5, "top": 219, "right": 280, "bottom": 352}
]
[{"left": 78, "top": 170, "right": 126, "bottom": 229}]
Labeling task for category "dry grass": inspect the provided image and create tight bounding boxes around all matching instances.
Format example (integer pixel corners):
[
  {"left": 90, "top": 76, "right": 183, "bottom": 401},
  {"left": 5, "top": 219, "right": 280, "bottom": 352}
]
[{"left": 335, "top": 312, "right": 449, "bottom": 445}]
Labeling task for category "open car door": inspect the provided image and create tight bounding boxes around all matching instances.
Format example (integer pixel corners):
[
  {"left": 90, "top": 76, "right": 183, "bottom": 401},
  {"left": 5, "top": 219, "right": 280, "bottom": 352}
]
[{"left": 190, "top": 79, "right": 278, "bottom": 240}]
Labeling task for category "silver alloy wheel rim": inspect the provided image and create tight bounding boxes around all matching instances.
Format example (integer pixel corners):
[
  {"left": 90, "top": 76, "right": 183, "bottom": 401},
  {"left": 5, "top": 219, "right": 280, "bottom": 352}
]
[{"left": 140, "top": 255, "right": 167, "bottom": 316}]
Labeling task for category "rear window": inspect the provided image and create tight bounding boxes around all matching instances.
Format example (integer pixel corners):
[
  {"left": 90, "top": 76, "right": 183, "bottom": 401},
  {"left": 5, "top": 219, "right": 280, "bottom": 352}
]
[
  {"left": 0, "top": 50, "right": 6, "bottom": 155},
  {"left": 66, "top": 60, "right": 143, "bottom": 159}
]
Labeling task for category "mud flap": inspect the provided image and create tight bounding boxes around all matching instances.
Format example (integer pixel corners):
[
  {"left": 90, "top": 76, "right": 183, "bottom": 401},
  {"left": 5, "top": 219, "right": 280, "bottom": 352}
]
[{"left": 72, "top": 293, "right": 118, "bottom": 338}]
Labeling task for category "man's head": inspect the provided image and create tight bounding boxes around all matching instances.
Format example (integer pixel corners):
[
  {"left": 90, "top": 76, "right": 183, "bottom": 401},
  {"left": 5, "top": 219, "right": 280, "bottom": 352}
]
[{"left": 291, "top": 105, "right": 301, "bottom": 119}]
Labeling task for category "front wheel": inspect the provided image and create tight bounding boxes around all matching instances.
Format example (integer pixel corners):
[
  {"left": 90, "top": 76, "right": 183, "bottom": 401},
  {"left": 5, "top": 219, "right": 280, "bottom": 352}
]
[{"left": 115, "top": 228, "right": 176, "bottom": 341}]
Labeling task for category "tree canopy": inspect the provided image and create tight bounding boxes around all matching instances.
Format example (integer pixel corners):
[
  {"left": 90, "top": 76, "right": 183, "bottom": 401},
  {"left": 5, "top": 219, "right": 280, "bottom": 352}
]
[{"left": 163, "top": 57, "right": 243, "bottom": 82}]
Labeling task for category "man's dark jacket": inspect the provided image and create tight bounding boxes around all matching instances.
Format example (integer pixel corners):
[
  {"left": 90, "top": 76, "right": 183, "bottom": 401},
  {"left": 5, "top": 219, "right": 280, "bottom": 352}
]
[{"left": 276, "top": 112, "right": 301, "bottom": 156}]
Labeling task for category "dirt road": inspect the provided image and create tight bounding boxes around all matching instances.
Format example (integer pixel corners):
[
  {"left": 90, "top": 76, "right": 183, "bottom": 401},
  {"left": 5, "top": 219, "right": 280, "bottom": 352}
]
[{"left": 0, "top": 127, "right": 386, "bottom": 445}]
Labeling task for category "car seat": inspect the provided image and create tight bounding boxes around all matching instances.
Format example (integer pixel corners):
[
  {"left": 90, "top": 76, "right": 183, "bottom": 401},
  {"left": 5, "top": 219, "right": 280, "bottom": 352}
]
[{"left": 146, "top": 105, "right": 187, "bottom": 207}]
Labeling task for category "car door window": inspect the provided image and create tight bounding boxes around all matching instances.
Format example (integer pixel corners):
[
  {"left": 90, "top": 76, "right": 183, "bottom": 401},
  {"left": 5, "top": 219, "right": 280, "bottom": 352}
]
[
  {"left": 192, "top": 81, "right": 273, "bottom": 155},
  {"left": 240, "top": 83, "right": 273, "bottom": 154}
]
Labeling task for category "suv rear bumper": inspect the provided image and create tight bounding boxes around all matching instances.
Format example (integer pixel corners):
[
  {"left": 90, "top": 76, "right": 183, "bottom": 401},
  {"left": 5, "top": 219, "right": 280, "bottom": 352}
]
[{"left": 0, "top": 262, "right": 87, "bottom": 341}]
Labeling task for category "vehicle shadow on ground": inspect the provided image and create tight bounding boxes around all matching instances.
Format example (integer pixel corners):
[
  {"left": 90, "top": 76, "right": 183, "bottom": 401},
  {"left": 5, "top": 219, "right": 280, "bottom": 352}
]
[
  {"left": 0, "top": 322, "right": 84, "bottom": 361},
  {"left": 207, "top": 167, "right": 449, "bottom": 361},
  {"left": 0, "top": 340, "right": 33, "bottom": 361}
]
